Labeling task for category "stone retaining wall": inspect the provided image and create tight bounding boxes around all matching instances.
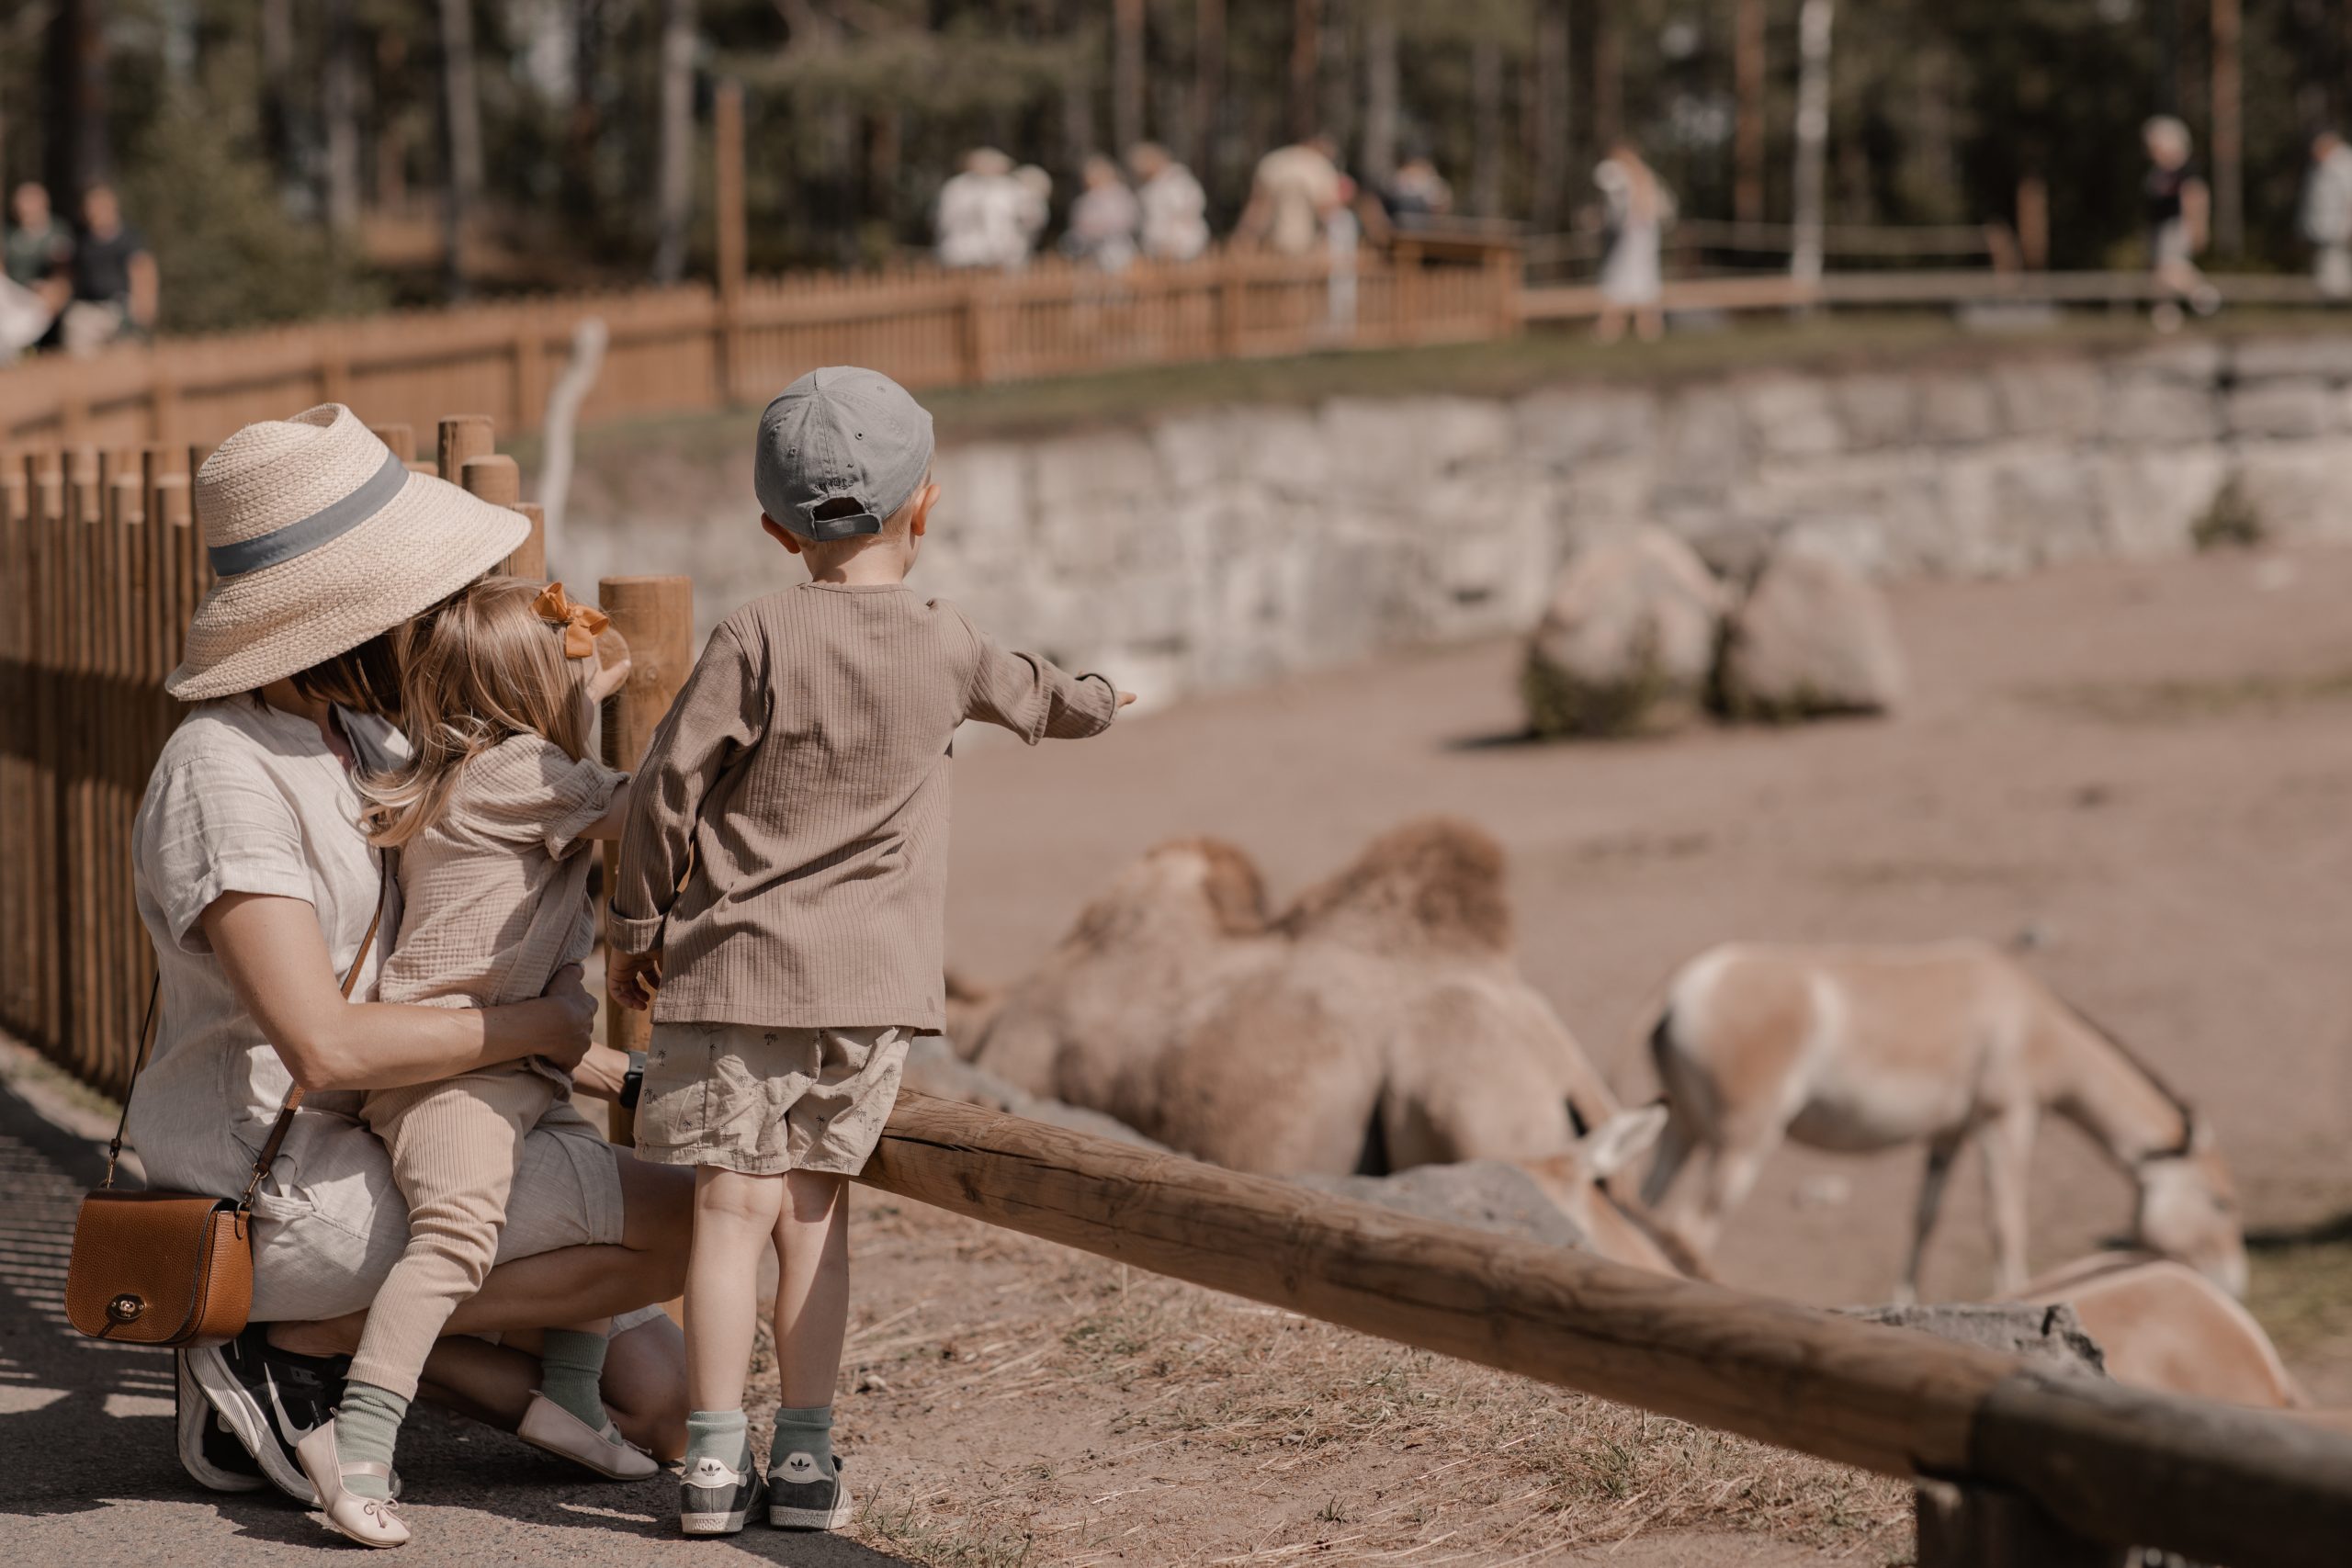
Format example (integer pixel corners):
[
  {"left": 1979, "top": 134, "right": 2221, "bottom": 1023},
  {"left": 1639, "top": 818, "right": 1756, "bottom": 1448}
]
[{"left": 565, "top": 334, "right": 2352, "bottom": 700}]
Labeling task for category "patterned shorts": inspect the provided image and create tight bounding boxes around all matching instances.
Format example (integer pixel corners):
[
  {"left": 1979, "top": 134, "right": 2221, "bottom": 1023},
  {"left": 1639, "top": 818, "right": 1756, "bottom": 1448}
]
[{"left": 635, "top": 1022, "right": 911, "bottom": 1177}]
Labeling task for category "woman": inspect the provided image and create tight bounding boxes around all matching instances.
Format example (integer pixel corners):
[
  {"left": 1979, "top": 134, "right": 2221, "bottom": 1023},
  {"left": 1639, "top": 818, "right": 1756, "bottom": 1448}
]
[
  {"left": 1594, "top": 141, "right": 1674, "bottom": 344},
  {"left": 2142, "top": 116, "right": 2222, "bottom": 331},
  {"left": 130, "top": 403, "right": 690, "bottom": 1507}
]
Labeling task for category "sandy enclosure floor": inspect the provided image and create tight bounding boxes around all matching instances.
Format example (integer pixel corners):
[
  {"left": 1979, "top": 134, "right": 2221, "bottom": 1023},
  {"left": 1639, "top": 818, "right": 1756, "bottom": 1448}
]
[{"left": 940, "top": 544, "right": 2352, "bottom": 1391}]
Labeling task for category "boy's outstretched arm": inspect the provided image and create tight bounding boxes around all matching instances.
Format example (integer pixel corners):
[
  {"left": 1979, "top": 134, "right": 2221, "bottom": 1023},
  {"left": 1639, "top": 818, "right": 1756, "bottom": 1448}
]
[
  {"left": 959, "top": 611, "right": 1133, "bottom": 741},
  {"left": 607, "top": 621, "right": 765, "bottom": 1004}
]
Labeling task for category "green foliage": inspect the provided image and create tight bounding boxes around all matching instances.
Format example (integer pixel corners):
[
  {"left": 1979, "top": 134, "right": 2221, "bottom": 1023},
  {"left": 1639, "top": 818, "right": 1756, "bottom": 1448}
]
[{"left": 119, "top": 94, "right": 383, "bottom": 334}]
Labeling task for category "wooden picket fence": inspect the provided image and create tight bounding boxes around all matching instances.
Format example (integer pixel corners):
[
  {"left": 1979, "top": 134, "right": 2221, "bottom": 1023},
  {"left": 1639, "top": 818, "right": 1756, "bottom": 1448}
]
[
  {"left": 0, "top": 245, "right": 1521, "bottom": 453},
  {"left": 0, "top": 422, "right": 545, "bottom": 1097}
]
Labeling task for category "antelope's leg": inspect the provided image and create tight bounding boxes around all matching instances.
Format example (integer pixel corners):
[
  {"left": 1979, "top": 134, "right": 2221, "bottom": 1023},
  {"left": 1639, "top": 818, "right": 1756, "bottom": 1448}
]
[
  {"left": 1639, "top": 1110, "right": 1696, "bottom": 1211},
  {"left": 1896, "top": 1132, "right": 1967, "bottom": 1305},
  {"left": 1979, "top": 1104, "right": 2040, "bottom": 1296},
  {"left": 1677, "top": 1118, "right": 1783, "bottom": 1261}
]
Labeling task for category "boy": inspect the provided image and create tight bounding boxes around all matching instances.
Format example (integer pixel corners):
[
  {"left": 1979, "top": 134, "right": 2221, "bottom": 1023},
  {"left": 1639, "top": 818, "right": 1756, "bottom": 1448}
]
[{"left": 608, "top": 366, "right": 1131, "bottom": 1536}]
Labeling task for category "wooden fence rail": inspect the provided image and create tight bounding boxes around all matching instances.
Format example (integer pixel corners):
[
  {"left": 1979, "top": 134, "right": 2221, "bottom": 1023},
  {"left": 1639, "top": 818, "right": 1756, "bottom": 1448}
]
[
  {"left": 6, "top": 408, "right": 2351, "bottom": 1567},
  {"left": 0, "top": 247, "right": 1519, "bottom": 454}
]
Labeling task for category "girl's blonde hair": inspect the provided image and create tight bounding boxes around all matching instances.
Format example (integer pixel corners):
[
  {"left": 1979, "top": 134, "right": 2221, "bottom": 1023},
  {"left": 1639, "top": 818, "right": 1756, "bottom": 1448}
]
[{"left": 357, "top": 576, "right": 593, "bottom": 848}]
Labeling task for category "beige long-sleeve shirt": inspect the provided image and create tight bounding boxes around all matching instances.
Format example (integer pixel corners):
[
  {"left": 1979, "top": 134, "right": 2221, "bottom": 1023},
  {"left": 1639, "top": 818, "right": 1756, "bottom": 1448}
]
[{"left": 609, "top": 581, "right": 1119, "bottom": 1029}]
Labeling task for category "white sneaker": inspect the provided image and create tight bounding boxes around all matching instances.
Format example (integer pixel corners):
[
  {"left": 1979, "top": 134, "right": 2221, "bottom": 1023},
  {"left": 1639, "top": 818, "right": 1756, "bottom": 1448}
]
[
  {"left": 517, "top": 1392, "right": 661, "bottom": 1480},
  {"left": 295, "top": 1420, "right": 411, "bottom": 1549}
]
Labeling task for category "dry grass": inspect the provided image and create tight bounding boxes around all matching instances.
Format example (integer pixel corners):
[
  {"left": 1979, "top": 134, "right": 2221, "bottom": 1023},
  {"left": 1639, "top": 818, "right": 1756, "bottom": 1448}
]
[
  {"left": 769, "top": 1198, "right": 1913, "bottom": 1567},
  {"left": 2021, "top": 668, "right": 2352, "bottom": 725}
]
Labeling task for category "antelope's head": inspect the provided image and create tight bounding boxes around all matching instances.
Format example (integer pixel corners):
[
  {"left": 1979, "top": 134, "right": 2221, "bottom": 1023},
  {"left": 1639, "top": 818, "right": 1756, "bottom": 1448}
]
[{"left": 2132, "top": 1116, "right": 2247, "bottom": 1298}]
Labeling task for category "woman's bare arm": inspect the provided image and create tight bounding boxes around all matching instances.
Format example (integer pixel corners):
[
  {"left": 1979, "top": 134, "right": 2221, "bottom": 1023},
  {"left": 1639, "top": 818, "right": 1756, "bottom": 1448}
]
[
  {"left": 202, "top": 892, "right": 595, "bottom": 1093},
  {"left": 581, "top": 776, "right": 635, "bottom": 842}
]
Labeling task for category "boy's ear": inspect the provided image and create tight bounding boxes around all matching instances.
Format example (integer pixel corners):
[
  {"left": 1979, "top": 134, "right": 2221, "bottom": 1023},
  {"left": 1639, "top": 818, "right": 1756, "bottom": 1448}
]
[
  {"left": 760, "top": 513, "right": 805, "bottom": 555},
  {"left": 908, "top": 482, "right": 941, "bottom": 538}
]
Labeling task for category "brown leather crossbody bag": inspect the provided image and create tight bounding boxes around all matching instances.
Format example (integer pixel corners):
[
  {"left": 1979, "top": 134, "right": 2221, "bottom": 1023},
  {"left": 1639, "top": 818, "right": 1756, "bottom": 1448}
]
[{"left": 63, "top": 864, "right": 389, "bottom": 1347}]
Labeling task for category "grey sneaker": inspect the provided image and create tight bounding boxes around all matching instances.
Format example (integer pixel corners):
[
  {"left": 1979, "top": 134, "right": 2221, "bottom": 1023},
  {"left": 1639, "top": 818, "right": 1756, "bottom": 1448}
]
[
  {"left": 767, "top": 1450, "right": 851, "bottom": 1530},
  {"left": 679, "top": 1448, "right": 765, "bottom": 1537}
]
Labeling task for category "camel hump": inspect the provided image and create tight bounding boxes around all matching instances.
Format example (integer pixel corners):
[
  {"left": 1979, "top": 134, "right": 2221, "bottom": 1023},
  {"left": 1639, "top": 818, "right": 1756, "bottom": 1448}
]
[
  {"left": 1069, "top": 835, "right": 1270, "bottom": 948},
  {"left": 1276, "top": 816, "right": 1512, "bottom": 957}
]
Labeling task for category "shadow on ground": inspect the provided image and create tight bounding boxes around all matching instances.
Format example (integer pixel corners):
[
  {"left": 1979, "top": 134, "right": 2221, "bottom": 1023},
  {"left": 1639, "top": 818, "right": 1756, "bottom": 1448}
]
[{"left": 0, "top": 1075, "right": 912, "bottom": 1564}]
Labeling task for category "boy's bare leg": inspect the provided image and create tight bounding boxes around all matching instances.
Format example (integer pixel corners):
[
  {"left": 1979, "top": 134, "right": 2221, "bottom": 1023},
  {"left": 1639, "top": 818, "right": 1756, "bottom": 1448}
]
[
  {"left": 773, "top": 1170, "right": 850, "bottom": 1408},
  {"left": 686, "top": 1168, "right": 787, "bottom": 1413}
]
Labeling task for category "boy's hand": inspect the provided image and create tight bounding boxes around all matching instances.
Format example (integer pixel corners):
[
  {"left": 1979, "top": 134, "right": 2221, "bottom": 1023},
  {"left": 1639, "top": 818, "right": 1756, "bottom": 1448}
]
[
  {"left": 588, "top": 653, "right": 632, "bottom": 704},
  {"left": 609, "top": 947, "right": 662, "bottom": 1012},
  {"left": 538, "top": 963, "right": 597, "bottom": 1068},
  {"left": 1117, "top": 691, "right": 1139, "bottom": 708}
]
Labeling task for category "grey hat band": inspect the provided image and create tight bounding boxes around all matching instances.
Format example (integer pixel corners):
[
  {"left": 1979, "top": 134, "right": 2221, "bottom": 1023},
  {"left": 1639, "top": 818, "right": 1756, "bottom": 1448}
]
[
  {"left": 208, "top": 446, "right": 408, "bottom": 578},
  {"left": 794, "top": 497, "right": 886, "bottom": 543}
]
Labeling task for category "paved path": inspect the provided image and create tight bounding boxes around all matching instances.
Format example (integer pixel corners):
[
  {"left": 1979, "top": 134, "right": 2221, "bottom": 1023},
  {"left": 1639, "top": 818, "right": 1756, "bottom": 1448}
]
[{"left": 0, "top": 1071, "right": 911, "bottom": 1566}]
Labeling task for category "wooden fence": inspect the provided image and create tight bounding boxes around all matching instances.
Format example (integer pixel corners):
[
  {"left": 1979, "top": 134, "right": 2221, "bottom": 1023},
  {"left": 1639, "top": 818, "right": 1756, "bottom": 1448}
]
[
  {"left": 6, "top": 409, "right": 2352, "bottom": 1566},
  {"left": 0, "top": 246, "right": 1521, "bottom": 453},
  {"left": 0, "top": 422, "right": 543, "bottom": 1095}
]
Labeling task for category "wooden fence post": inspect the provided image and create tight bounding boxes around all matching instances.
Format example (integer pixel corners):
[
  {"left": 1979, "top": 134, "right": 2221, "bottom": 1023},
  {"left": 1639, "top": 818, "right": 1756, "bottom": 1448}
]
[
  {"left": 458, "top": 453, "right": 520, "bottom": 508},
  {"left": 1915, "top": 1479, "right": 2125, "bottom": 1568},
  {"left": 596, "top": 575, "right": 694, "bottom": 1147},
  {"left": 437, "top": 415, "right": 495, "bottom": 485},
  {"left": 714, "top": 80, "right": 748, "bottom": 404},
  {"left": 505, "top": 502, "right": 548, "bottom": 580}
]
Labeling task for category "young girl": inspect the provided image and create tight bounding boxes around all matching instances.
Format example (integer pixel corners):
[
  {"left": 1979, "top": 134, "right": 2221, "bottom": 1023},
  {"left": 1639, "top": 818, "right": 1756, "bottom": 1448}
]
[{"left": 296, "top": 578, "right": 653, "bottom": 1548}]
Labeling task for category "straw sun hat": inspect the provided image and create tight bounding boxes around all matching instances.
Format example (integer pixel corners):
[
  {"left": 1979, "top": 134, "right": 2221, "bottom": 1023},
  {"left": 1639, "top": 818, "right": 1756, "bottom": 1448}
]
[{"left": 166, "top": 403, "right": 527, "bottom": 701}]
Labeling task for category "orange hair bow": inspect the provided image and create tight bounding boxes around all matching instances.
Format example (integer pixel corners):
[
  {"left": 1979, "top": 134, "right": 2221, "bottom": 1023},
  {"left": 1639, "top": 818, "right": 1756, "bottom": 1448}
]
[{"left": 532, "top": 581, "right": 610, "bottom": 660}]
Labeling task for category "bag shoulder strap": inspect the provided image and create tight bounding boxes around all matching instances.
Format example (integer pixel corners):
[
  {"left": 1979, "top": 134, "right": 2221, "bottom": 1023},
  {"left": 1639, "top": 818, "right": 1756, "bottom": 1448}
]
[{"left": 238, "top": 854, "right": 392, "bottom": 1210}]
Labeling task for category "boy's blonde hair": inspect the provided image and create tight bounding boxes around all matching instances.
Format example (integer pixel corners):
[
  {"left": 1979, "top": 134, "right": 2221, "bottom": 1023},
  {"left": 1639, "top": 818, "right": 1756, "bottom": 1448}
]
[{"left": 357, "top": 576, "right": 592, "bottom": 848}]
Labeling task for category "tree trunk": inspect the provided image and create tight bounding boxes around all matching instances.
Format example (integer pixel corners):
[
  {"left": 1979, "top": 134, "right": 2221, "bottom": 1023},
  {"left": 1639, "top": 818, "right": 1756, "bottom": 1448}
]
[
  {"left": 651, "top": 0, "right": 697, "bottom": 284},
  {"left": 2211, "top": 0, "right": 2242, "bottom": 254},
  {"left": 260, "top": 0, "right": 297, "bottom": 191},
  {"left": 1790, "top": 0, "right": 1833, "bottom": 286},
  {"left": 1289, "top": 0, "right": 1321, "bottom": 143},
  {"left": 322, "top": 0, "right": 362, "bottom": 236},
  {"left": 565, "top": 0, "right": 608, "bottom": 223},
  {"left": 1114, "top": 0, "right": 1146, "bottom": 158},
  {"left": 45, "top": 0, "right": 110, "bottom": 202},
  {"left": 1194, "top": 0, "right": 1225, "bottom": 200},
  {"left": 437, "top": 0, "right": 485, "bottom": 297},
  {"left": 1471, "top": 33, "right": 1504, "bottom": 219},
  {"left": 1734, "top": 0, "right": 1766, "bottom": 225},
  {"left": 1591, "top": 2, "right": 1622, "bottom": 152},
  {"left": 1362, "top": 4, "right": 1397, "bottom": 187},
  {"left": 1530, "top": 0, "right": 1570, "bottom": 232}
]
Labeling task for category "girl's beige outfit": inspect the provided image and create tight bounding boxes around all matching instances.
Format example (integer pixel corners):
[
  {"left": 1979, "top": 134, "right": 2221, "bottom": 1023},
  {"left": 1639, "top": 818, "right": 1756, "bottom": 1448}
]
[{"left": 345, "top": 734, "right": 624, "bottom": 1401}]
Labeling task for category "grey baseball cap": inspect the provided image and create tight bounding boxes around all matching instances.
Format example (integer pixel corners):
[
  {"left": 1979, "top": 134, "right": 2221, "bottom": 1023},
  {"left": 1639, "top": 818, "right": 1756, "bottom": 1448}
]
[{"left": 753, "top": 367, "right": 937, "bottom": 542}]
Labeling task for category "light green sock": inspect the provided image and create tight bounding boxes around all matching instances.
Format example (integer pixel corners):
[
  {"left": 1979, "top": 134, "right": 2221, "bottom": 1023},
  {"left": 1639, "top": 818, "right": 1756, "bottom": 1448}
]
[
  {"left": 333, "top": 1382, "right": 409, "bottom": 1501},
  {"left": 537, "top": 1329, "right": 612, "bottom": 1432},
  {"left": 768, "top": 1404, "right": 835, "bottom": 1482},
  {"left": 684, "top": 1408, "right": 750, "bottom": 1472}
]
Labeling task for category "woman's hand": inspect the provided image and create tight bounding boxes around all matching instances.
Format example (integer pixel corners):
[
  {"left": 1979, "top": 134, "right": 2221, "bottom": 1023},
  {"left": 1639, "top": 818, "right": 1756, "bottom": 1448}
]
[
  {"left": 534, "top": 963, "right": 597, "bottom": 1070},
  {"left": 569, "top": 1043, "right": 632, "bottom": 1102}
]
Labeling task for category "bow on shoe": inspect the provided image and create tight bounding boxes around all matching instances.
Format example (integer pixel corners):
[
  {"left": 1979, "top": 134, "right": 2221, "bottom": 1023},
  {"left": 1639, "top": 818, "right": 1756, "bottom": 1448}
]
[{"left": 532, "top": 581, "right": 611, "bottom": 660}]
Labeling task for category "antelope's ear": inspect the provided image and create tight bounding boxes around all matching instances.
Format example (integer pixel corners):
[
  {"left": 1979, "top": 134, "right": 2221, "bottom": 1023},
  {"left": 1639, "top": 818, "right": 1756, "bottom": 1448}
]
[{"left": 1579, "top": 1103, "right": 1670, "bottom": 1179}]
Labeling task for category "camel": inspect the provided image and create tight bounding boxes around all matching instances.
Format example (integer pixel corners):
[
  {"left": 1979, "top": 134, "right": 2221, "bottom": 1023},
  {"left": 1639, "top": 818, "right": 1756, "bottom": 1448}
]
[
  {"left": 2008, "top": 1252, "right": 2305, "bottom": 1409},
  {"left": 1640, "top": 941, "right": 2247, "bottom": 1302},
  {"left": 961, "top": 818, "right": 1620, "bottom": 1179}
]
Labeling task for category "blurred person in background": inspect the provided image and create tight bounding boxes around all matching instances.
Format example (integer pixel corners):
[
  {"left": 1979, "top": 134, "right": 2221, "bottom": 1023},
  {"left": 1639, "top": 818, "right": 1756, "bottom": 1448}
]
[
  {"left": 935, "top": 148, "right": 1029, "bottom": 270},
  {"left": 1594, "top": 141, "right": 1674, "bottom": 344},
  {"left": 1065, "top": 154, "right": 1140, "bottom": 273},
  {"left": 1238, "top": 133, "right": 1345, "bottom": 257},
  {"left": 2143, "top": 116, "right": 2221, "bottom": 331},
  {"left": 1129, "top": 143, "right": 1209, "bottom": 263},
  {"left": 2, "top": 182, "right": 70, "bottom": 360},
  {"left": 1012, "top": 164, "right": 1054, "bottom": 267},
  {"left": 62, "top": 184, "right": 157, "bottom": 355},
  {"left": 2302, "top": 131, "right": 2352, "bottom": 299},
  {"left": 1381, "top": 152, "right": 1454, "bottom": 231}
]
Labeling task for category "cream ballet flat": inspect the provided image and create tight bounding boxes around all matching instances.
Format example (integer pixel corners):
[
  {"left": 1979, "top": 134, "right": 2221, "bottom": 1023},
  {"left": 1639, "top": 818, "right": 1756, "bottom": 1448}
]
[
  {"left": 294, "top": 1420, "right": 411, "bottom": 1549},
  {"left": 517, "top": 1392, "right": 661, "bottom": 1481}
]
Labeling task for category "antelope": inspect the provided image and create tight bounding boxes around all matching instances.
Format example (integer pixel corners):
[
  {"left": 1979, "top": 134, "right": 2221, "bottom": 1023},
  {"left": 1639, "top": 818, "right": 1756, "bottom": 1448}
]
[
  {"left": 1640, "top": 941, "right": 2247, "bottom": 1303},
  {"left": 1511, "top": 1104, "right": 1702, "bottom": 1279}
]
